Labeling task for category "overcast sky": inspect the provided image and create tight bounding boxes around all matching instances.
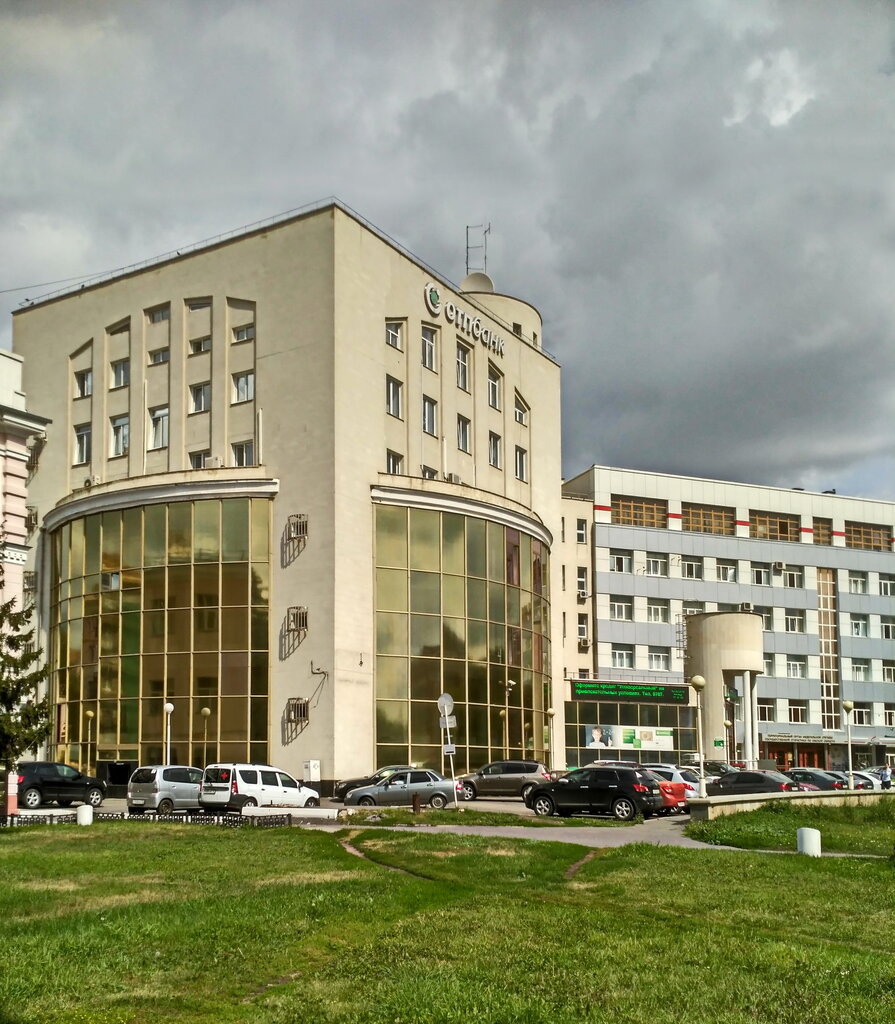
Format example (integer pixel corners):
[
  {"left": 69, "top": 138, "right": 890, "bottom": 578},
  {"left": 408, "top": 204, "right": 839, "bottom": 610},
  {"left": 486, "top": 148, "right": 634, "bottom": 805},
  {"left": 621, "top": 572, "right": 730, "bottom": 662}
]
[{"left": 3, "top": 0, "right": 895, "bottom": 499}]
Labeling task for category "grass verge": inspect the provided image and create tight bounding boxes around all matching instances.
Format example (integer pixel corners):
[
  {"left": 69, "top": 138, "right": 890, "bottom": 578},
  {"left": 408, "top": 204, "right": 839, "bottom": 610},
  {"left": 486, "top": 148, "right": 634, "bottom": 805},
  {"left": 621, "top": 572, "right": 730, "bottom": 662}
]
[{"left": 341, "top": 806, "right": 636, "bottom": 827}]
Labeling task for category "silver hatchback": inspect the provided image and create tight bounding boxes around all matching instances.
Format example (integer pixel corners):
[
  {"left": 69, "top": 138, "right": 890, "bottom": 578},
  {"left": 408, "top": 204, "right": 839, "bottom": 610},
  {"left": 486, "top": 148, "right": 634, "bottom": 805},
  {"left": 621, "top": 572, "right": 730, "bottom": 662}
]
[{"left": 127, "top": 765, "right": 204, "bottom": 814}]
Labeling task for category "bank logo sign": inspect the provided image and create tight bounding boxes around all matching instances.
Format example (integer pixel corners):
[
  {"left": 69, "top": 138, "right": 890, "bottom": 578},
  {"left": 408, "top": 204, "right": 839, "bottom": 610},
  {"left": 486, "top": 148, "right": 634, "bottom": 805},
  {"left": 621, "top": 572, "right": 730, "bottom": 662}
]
[{"left": 423, "top": 281, "right": 505, "bottom": 357}]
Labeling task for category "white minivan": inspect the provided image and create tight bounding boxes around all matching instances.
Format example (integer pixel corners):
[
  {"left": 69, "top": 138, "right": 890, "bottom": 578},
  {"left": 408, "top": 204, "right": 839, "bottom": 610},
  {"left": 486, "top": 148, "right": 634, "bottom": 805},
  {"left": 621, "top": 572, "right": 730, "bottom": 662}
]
[{"left": 199, "top": 763, "right": 320, "bottom": 813}]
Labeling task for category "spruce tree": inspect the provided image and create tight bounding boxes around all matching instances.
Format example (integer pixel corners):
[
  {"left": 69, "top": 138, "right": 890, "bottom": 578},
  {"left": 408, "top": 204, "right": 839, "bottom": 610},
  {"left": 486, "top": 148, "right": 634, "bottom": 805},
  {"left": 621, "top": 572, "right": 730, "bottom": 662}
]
[{"left": 0, "top": 541, "right": 50, "bottom": 776}]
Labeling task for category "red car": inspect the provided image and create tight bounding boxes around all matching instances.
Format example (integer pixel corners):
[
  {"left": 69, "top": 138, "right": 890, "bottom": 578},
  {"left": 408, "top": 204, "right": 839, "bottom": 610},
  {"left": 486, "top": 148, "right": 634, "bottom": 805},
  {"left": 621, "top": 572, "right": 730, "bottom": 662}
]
[{"left": 645, "top": 771, "right": 688, "bottom": 814}]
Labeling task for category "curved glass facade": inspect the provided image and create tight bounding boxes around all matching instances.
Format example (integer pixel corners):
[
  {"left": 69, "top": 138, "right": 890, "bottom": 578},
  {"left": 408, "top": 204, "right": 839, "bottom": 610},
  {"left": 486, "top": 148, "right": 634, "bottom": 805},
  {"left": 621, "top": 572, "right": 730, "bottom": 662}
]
[
  {"left": 50, "top": 497, "right": 270, "bottom": 769},
  {"left": 375, "top": 505, "right": 551, "bottom": 772}
]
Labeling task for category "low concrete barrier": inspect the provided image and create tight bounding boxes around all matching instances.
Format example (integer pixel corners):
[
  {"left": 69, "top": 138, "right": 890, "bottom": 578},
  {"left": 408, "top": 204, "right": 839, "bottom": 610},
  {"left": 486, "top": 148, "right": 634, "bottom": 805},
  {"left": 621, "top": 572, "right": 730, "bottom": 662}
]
[
  {"left": 689, "top": 789, "right": 894, "bottom": 821},
  {"left": 242, "top": 805, "right": 342, "bottom": 822}
]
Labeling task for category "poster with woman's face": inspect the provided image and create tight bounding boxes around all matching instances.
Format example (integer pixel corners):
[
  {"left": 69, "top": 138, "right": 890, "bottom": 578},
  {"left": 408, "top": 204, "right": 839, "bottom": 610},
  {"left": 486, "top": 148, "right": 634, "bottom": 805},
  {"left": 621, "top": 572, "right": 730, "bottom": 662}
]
[{"left": 584, "top": 725, "right": 614, "bottom": 748}]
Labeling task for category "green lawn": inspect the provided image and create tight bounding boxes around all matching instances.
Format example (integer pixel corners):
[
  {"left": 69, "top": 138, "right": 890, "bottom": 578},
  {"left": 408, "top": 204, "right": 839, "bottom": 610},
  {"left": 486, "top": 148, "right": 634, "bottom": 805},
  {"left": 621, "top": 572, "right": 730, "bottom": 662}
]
[{"left": 2, "top": 820, "right": 894, "bottom": 1024}]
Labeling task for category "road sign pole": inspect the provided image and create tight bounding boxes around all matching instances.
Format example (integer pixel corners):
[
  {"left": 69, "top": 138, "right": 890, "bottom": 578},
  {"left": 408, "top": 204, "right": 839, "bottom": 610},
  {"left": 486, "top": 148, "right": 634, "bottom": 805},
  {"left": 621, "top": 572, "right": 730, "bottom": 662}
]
[{"left": 437, "top": 693, "right": 458, "bottom": 808}]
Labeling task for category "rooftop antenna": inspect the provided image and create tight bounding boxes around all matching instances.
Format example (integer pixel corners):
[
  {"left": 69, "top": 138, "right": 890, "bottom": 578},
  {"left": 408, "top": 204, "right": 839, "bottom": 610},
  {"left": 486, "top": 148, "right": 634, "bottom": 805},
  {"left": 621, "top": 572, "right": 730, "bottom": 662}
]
[{"left": 466, "top": 222, "right": 491, "bottom": 276}]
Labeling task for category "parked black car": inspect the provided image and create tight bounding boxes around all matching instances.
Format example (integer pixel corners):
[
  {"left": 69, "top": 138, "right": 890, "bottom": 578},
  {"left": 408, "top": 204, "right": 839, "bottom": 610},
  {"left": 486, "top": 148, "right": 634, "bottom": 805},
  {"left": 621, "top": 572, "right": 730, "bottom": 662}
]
[
  {"left": 706, "top": 770, "right": 799, "bottom": 796},
  {"left": 783, "top": 768, "right": 843, "bottom": 791},
  {"left": 332, "top": 764, "right": 414, "bottom": 802},
  {"left": 523, "top": 766, "right": 664, "bottom": 821},
  {"left": 16, "top": 762, "right": 106, "bottom": 809}
]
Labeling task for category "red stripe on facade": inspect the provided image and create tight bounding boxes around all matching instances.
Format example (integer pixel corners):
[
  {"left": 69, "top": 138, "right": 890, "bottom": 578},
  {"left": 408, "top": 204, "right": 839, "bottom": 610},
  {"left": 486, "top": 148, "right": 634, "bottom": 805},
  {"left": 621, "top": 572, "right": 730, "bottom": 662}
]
[
  {"left": 667, "top": 512, "right": 682, "bottom": 519},
  {"left": 800, "top": 526, "right": 813, "bottom": 533},
  {"left": 594, "top": 504, "right": 612, "bottom": 511},
  {"left": 735, "top": 520, "right": 750, "bottom": 526},
  {"left": 832, "top": 531, "right": 846, "bottom": 537}
]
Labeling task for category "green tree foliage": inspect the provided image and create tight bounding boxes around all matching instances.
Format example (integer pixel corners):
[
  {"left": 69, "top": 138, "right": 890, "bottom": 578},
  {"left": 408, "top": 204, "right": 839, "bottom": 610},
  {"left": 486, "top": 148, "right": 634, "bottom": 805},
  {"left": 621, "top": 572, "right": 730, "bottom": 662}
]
[{"left": 0, "top": 545, "right": 50, "bottom": 772}]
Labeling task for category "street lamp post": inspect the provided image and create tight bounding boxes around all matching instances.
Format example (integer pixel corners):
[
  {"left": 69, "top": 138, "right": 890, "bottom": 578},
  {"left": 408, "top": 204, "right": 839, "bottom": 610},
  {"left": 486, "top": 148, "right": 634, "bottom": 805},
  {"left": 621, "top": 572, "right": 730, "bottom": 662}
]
[
  {"left": 200, "top": 706, "right": 211, "bottom": 767},
  {"left": 842, "top": 700, "right": 855, "bottom": 790},
  {"left": 163, "top": 702, "right": 174, "bottom": 766},
  {"left": 689, "top": 675, "right": 707, "bottom": 798},
  {"left": 723, "top": 719, "right": 733, "bottom": 764},
  {"left": 85, "top": 709, "right": 95, "bottom": 775},
  {"left": 546, "top": 707, "right": 555, "bottom": 769},
  {"left": 503, "top": 679, "right": 517, "bottom": 758}
]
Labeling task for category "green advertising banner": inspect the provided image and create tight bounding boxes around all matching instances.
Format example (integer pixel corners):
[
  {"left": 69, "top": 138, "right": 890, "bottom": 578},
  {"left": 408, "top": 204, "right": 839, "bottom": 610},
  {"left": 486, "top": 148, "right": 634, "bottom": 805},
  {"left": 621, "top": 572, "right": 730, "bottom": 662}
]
[{"left": 571, "top": 679, "right": 689, "bottom": 704}]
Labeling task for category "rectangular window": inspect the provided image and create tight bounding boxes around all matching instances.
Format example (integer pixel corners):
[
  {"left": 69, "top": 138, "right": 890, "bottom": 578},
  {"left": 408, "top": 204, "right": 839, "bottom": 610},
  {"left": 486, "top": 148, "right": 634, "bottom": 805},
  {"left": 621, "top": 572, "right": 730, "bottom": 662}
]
[
  {"left": 852, "top": 659, "right": 870, "bottom": 682},
  {"left": 755, "top": 606, "right": 773, "bottom": 630},
  {"left": 783, "top": 566, "right": 803, "bottom": 588},
  {"left": 422, "top": 396, "right": 438, "bottom": 436},
  {"left": 577, "top": 614, "right": 589, "bottom": 640},
  {"left": 848, "top": 572, "right": 868, "bottom": 594},
  {"left": 852, "top": 705, "right": 871, "bottom": 726},
  {"left": 786, "top": 656, "right": 807, "bottom": 679},
  {"left": 190, "top": 336, "right": 211, "bottom": 354},
  {"left": 611, "top": 644, "right": 634, "bottom": 669},
  {"left": 514, "top": 446, "right": 528, "bottom": 482},
  {"left": 149, "top": 348, "right": 170, "bottom": 365},
  {"left": 885, "top": 704, "right": 895, "bottom": 727},
  {"left": 682, "top": 601, "right": 705, "bottom": 616},
  {"left": 648, "top": 647, "right": 670, "bottom": 671},
  {"left": 110, "top": 415, "right": 129, "bottom": 457},
  {"left": 190, "top": 383, "right": 211, "bottom": 414},
  {"left": 190, "top": 450, "right": 210, "bottom": 469},
  {"left": 757, "top": 700, "right": 775, "bottom": 722},
  {"left": 716, "top": 560, "right": 737, "bottom": 582},
  {"left": 233, "top": 324, "right": 255, "bottom": 343},
  {"left": 813, "top": 517, "right": 832, "bottom": 545},
  {"left": 845, "top": 521, "right": 891, "bottom": 552},
  {"left": 576, "top": 519, "right": 587, "bottom": 544},
  {"left": 883, "top": 662, "right": 895, "bottom": 683},
  {"left": 645, "top": 554, "right": 668, "bottom": 577},
  {"left": 647, "top": 599, "right": 669, "bottom": 623},
  {"left": 457, "top": 415, "right": 471, "bottom": 453},
  {"left": 751, "top": 563, "right": 771, "bottom": 585},
  {"left": 514, "top": 393, "right": 529, "bottom": 426},
  {"left": 74, "top": 424, "right": 91, "bottom": 465},
  {"left": 785, "top": 610, "right": 805, "bottom": 633},
  {"left": 750, "top": 511, "right": 800, "bottom": 541},
  {"left": 231, "top": 440, "right": 255, "bottom": 467},
  {"left": 681, "top": 503, "right": 735, "bottom": 535},
  {"left": 111, "top": 359, "right": 130, "bottom": 389},
  {"left": 788, "top": 700, "right": 807, "bottom": 723},
  {"left": 148, "top": 406, "right": 169, "bottom": 450},
  {"left": 386, "top": 376, "right": 403, "bottom": 418},
  {"left": 610, "top": 550, "right": 632, "bottom": 573},
  {"left": 487, "top": 364, "right": 502, "bottom": 410},
  {"left": 488, "top": 431, "right": 502, "bottom": 468},
  {"left": 149, "top": 306, "right": 170, "bottom": 323},
  {"left": 456, "top": 343, "right": 470, "bottom": 390},
  {"left": 681, "top": 557, "right": 704, "bottom": 580},
  {"left": 610, "top": 597, "right": 633, "bottom": 621},
  {"left": 232, "top": 371, "right": 255, "bottom": 404},
  {"left": 421, "top": 465, "right": 438, "bottom": 480},
  {"left": 612, "top": 495, "right": 667, "bottom": 529},
  {"left": 577, "top": 567, "right": 588, "bottom": 593},
  {"left": 386, "top": 321, "right": 403, "bottom": 350},
  {"left": 421, "top": 326, "right": 437, "bottom": 370},
  {"left": 880, "top": 574, "right": 895, "bottom": 596},
  {"left": 763, "top": 654, "right": 775, "bottom": 676},
  {"left": 386, "top": 450, "right": 403, "bottom": 475},
  {"left": 74, "top": 369, "right": 93, "bottom": 398},
  {"left": 850, "top": 614, "right": 869, "bottom": 638},
  {"left": 882, "top": 617, "right": 895, "bottom": 641}
]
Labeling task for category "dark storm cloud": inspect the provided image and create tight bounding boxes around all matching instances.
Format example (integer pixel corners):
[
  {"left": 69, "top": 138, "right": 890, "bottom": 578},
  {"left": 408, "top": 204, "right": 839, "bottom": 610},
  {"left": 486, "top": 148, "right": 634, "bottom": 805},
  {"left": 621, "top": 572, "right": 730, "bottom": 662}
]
[{"left": 2, "top": 0, "right": 894, "bottom": 497}]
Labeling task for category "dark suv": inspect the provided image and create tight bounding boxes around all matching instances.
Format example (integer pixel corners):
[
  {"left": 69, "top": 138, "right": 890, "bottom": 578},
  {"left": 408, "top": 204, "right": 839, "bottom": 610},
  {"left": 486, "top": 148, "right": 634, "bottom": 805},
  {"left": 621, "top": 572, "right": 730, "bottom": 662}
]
[
  {"left": 457, "top": 760, "right": 552, "bottom": 801},
  {"left": 523, "top": 766, "right": 664, "bottom": 821},
  {"left": 16, "top": 762, "right": 106, "bottom": 809},
  {"left": 706, "top": 770, "right": 799, "bottom": 796}
]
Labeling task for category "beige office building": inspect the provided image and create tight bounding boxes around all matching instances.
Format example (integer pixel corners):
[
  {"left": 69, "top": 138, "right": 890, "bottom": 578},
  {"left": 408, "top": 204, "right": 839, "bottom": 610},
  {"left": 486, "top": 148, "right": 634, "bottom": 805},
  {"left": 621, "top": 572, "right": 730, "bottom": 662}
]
[{"left": 13, "top": 201, "right": 562, "bottom": 790}]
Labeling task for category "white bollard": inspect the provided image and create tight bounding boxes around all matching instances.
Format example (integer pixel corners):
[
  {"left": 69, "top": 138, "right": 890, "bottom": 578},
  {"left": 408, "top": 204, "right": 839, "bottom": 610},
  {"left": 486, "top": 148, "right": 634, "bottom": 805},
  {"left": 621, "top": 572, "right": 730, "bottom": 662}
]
[
  {"left": 797, "top": 827, "right": 821, "bottom": 857},
  {"left": 76, "top": 804, "right": 94, "bottom": 826}
]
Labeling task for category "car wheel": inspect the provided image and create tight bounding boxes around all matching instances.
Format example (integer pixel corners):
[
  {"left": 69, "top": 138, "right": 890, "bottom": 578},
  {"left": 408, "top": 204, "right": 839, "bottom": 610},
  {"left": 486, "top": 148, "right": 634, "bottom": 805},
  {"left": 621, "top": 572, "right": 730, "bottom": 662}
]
[
  {"left": 242, "top": 797, "right": 258, "bottom": 808},
  {"left": 521, "top": 783, "right": 535, "bottom": 801},
  {"left": 532, "top": 794, "right": 555, "bottom": 817},
  {"left": 358, "top": 796, "right": 375, "bottom": 807},
  {"left": 86, "top": 787, "right": 104, "bottom": 808},
  {"left": 304, "top": 797, "right": 319, "bottom": 808},
  {"left": 429, "top": 793, "right": 447, "bottom": 810},
  {"left": 461, "top": 782, "right": 477, "bottom": 801},
  {"left": 56, "top": 799, "right": 73, "bottom": 807},
  {"left": 611, "top": 797, "right": 636, "bottom": 822},
  {"left": 22, "top": 787, "right": 42, "bottom": 809},
  {"left": 157, "top": 798, "right": 174, "bottom": 815}
]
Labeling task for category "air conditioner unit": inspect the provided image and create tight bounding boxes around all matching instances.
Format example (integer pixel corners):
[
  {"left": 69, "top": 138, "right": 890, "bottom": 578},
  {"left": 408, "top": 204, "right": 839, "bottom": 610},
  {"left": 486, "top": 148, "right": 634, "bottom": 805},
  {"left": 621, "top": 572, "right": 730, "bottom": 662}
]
[
  {"left": 578, "top": 635, "right": 591, "bottom": 647},
  {"left": 287, "top": 513, "right": 308, "bottom": 540},
  {"left": 739, "top": 602, "right": 754, "bottom": 613},
  {"left": 206, "top": 456, "right": 224, "bottom": 469},
  {"left": 772, "top": 562, "right": 785, "bottom": 573},
  {"left": 577, "top": 590, "right": 589, "bottom": 601},
  {"left": 24, "top": 505, "right": 38, "bottom": 532},
  {"left": 83, "top": 475, "right": 101, "bottom": 488},
  {"left": 286, "top": 606, "right": 308, "bottom": 633},
  {"left": 445, "top": 472, "right": 462, "bottom": 484}
]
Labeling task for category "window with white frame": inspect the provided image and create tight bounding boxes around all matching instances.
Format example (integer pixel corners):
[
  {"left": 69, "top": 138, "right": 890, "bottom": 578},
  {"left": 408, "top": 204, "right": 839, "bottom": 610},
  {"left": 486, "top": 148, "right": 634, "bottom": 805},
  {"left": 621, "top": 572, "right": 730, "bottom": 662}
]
[
  {"left": 610, "top": 597, "right": 633, "bottom": 621},
  {"left": 514, "top": 393, "right": 529, "bottom": 426},
  {"left": 883, "top": 617, "right": 895, "bottom": 640},
  {"left": 850, "top": 614, "right": 869, "bottom": 637},
  {"left": 110, "top": 414, "right": 129, "bottom": 457},
  {"left": 386, "top": 376, "right": 403, "bottom": 418},
  {"left": 884, "top": 661, "right": 895, "bottom": 683},
  {"left": 648, "top": 647, "right": 670, "bottom": 671},
  {"left": 682, "top": 601, "right": 705, "bottom": 616},
  {"left": 716, "top": 560, "right": 737, "bottom": 582},
  {"left": 851, "top": 659, "right": 870, "bottom": 681},
  {"left": 784, "top": 610, "right": 805, "bottom": 633},
  {"left": 421, "top": 465, "right": 438, "bottom": 480},
  {"left": 848, "top": 572, "right": 868, "bottom": 594},
  {"left": 386, "top": 450, "right": 403, "bottom": 475},
  {"left": 645, "top": 554, "right": 668, "bottom": 577},
  {"left": 611, "top": 644, "right": 633, "bottom": 668},
  {"left": 514, "top": 446, "right": 528, "bottom": 482},
  {"left": 487, "top": 364, "right": 502, "bottom": 410},
  {"left": 190, "top": 335, "right": 211, "bottom": 354},
  {"left": 111, "top": 359, "right": 130, "bottom": 389},
  {"left": 422, "top": 396, "right": 438, "bottom": 436},
  {"left": 788, "top": 700, "right": 808, "bottom": 723},
  {"left": 756, "top": 606, "right": 773, "bottom": 630},
  {"left": 233, "top": 324, "right": 255, "bottom": 343},
  {"left": 783, "top": 566, "right": 804, "bottom": 588},
  {"left": 190, "top": 383, "right": 211, "bottom": 413},
  {"left": 880, "top": 574, "right": 895, "bottom": 596},
  {"left": 421, "top": 326, "right": 437, "bottom": 370},
  {"left": 577, "top": 614, "right": 589, "bottom": 640},
  {"left": 610, "top": 550, "right": 632, "bottom": 573},
  {"left": 190, "top": 450, "right": 210, "bottom": 469},
  {"left": 786, "top": 656, "right": 807, "bottom": 679},
  {"left": 763, "top": 654, "right": 775, "bottom": 676},
  {"left": 852, "top": 704, "right": 871, "bottom": 726},
  {"left": 885, "top": 705, "right": 895, "bottom": 727},
  {"left": 757, "top": 700, "right": 775, "bottom": 722},
  {"left": 231, "top": 440, "right": 255, "bottom": 467},
  {"left": 232, "top": 370, "right": 255, "bottom": 404},
  {"left": 74, "top": 424, "right": 91, "bottom": 465},
  {"left": 576, "top": 567, "right": 588, "bottom": 594},
  {"left": 148, "top": 406, "right": 169, "bottom": 450},
  {"left": 488, "top": 431, "right": 501, "bottom": 468},
  {"left": 647, "top": 599, "right": 669, "bottom": 623},
  {"left": 681, "top": 557, "right": 704, "bottom": 580},
  {"left": 456, "top": 343, "right": 470, "bottom": 390},
  {"left": 149, "top": 348, "right": 170, "bottom": 365},
  {"left": 149, "top": 306, "right": 170, "bottom": 323},
  {"left": 576, "top": 519, "right": 587, "bottom": 543},
  {"left": 457, "top": 415, "right": 471, "bottom": 453},
  {"left": 386, "top": 321, "right": 403, "bottom": 350},
  {"left": 578, "top": 669, "right": 589, "bottom": 680},
  {"left": 74, "top": 369, "right": 93, "bottom": 398},
  {"left": 751, "top": 563, "right": 771, "bottom": 585}
]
